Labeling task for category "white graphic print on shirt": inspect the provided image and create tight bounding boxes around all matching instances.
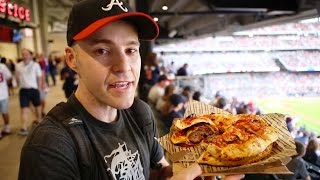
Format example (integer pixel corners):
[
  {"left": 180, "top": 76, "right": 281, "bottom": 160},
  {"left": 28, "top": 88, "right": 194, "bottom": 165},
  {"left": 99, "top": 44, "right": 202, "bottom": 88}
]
[{"left": 104, "top": 142, "right": 145, "bottom": 180}]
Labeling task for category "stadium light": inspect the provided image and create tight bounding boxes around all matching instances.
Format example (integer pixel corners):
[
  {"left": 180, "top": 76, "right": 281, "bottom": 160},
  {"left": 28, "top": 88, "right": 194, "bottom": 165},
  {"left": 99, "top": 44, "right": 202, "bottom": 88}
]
[{"left": 162, "top": 5, "right": 168, "bottom": 11}]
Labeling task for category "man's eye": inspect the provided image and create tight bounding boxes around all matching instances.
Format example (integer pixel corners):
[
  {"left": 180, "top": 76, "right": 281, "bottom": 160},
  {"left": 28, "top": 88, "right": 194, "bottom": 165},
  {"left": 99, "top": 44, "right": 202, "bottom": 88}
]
[
  {"left": 127, "top": 48, "right": 138, "bottom": 54},
  {"left": 95, "top": 49, "right": 109, "bottom": 56}
]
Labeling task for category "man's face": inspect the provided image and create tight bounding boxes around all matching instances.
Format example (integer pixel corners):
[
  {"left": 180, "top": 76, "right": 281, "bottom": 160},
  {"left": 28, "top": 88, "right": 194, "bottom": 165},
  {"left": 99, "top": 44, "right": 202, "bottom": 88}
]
[
  {"left": 72, "top": 21, "right": 141, "bottom": 109},
  {"left": 21, "top": 49, "right": 32, "bottom": 63}
]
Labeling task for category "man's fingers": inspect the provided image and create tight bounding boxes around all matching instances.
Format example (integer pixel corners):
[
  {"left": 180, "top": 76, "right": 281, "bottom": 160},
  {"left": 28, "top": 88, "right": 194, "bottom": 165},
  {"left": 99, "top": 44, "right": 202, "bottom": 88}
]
[
  {"left": 171, "top": 163, "right": 202, "bottom": 180},
  {"left": 223, "top": 174, "right": 245, "bottom": 180},
  {"left": 182, "top": 163, "right": 202, "bottom": 179}
]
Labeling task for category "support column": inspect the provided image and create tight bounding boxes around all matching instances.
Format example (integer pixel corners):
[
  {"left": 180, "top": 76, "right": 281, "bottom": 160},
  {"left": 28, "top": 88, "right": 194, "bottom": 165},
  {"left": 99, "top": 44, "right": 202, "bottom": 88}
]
[
  {"left": 37, "top": 0, "right": 49, "bottom": 56},
  {"left": 31, "top": 0, "right": 42, "bottom": 54},
  {"left": 135, "top": 0, "right": 154, "bottom": 101}
]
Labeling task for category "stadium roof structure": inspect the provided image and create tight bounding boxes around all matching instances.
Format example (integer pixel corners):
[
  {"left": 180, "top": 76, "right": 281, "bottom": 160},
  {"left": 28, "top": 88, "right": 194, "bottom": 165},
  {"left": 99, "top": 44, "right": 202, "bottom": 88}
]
[{"left": 43, "top": 0, "right": 320, "bottom": 44}]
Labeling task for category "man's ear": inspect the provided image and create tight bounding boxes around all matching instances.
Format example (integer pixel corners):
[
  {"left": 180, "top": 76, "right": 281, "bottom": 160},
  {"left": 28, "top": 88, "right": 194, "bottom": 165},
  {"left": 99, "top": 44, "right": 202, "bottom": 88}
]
[{"left": 65, "top": 46, "right": 78, "bottom": 73}]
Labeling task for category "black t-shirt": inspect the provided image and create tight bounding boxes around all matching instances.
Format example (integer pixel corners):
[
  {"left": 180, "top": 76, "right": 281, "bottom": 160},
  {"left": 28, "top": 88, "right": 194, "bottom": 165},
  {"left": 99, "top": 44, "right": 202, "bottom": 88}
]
[
  {"left": 18, "top": 95, "right": 164, "bottom": 180},
  {"left": 176, "top": 67, "right": 187, "bottom": 76}
]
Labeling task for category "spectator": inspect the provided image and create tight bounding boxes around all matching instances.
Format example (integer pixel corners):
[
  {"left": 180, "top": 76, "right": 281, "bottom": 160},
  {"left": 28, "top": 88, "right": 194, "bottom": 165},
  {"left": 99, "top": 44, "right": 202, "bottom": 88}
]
[
  {"left": 1, "top": 57, "right": 14, "bottom": 96},
  {"left": 0, "top": 57, "right": 6, "bottom": 64},
  {"left": 48, "top": 54, "right": 57, "bottom": 86},
  {"left": 38, "top": 53, "right": 50, "bottom": 86},
  {"left": 15, "top": 48, "right": 42, "bottom": 135},
  {"left": 236, "top": 102, "right": 250, "bottom": 114},
  {"left": 162, "top": 94, "right": 185, "bottom": 133},
  {"left": 166, "top": 61, "right": 176, "bottom": 74},
  {"left": 278, "top": 141, "right": 311, "bottom": 180},
  {"left": 192, "top": 91, "right": 210, "bottom": 104},
  {"left": 192, "top": 91, "right": 201, "bottom": 101},
  {"left": 181, "top": 85, "right": 192, "bottom": 102},
  {"left": 286, "top": 116, "right": 294, "bottom": 132},
  {"left": 7, "top": 59, "right": 16, "bottom": 95},
  {"left": 36, "top": 53, "right": 50, "bottom": 118},
  {"left": 230, "top": 97, "right": 239, "bottom": 115},
  {"left": 209, "top": 91, "right": 223, "bottom": 107},
  {"left": 176, "top": 63, "right": 188, "bottom": 76},
  {"left": 303, "top": 138, "right": 320, "bottom": 166},
  {"left": 0, "top": 61, "right": 12, "bottom": 138},
  {"left": 148, "top": 75, "right": 170, "bottom": 106},
  {"left": 246, "top": 102, "right": 262, "bottom": 115},
  {"left": 215, "top": 97, "right": 227, "bottom": 109},
  {"left": 142, "top": 52, "right": 161, "bottom": 101},
  {"left": 60, "top": 64, "right": 78, "bottom": 98},
  {"left": 295, "top": 130, "right": 310, "bottom": 145},
  {"left": 156, "top": 83, "right": 175, "bottom": 114},
  {"left": 144, "top": 52, "right": 160, "bottom": 86}
]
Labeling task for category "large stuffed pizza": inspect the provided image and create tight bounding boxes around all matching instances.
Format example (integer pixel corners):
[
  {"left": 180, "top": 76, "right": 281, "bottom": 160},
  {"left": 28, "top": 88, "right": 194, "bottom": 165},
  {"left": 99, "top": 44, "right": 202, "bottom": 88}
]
[{"left": 170, "top": 113, "right": 278, "bottom": 166}]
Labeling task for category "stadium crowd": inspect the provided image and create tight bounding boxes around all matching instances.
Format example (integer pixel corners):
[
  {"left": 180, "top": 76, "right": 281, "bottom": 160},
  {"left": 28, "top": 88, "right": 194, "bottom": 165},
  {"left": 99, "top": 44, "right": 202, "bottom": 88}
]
[
  {"left": 161, "top": 52, "right": 280, "bottom": 74},
  {"left": 237, "top": 21, "right": 320, "bottom": 34},
  {"left": 156, "top": 19, "right": 320, "bottom": 52},
  {"left": 155, "top": 36, "right": 320, "bottom": 52},
  {"left": 160, "top": 50, "right": 320, "bottom": 74},
  {"left": 277, "top": 51, "right": 320, "bottom": 70}
]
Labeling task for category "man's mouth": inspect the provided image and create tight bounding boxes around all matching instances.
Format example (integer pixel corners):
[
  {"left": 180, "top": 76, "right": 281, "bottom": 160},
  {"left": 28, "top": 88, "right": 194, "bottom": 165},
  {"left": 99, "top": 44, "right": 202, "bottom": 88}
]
[{"left": 109, "top": 81, "right": 131, "bottom": 89}]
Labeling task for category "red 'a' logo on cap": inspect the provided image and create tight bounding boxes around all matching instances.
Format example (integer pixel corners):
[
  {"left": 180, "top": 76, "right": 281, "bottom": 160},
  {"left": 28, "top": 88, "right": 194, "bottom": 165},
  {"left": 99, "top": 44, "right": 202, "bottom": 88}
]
[{"left": 102, "top": 0, "right": 128, "bottom": 12}]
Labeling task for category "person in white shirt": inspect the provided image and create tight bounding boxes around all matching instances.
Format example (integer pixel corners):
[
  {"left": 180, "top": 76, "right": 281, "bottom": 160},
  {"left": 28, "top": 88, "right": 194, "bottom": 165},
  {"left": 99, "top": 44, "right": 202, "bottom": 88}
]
[
  {"left": 147, "top": 75, "right": 169, "bottom": 106},
  {"left": 0, "top": 62, "right": 12, "bottom": 139},
  {"left": 15, "top": 48, "right": 43, "bottom": 136}
]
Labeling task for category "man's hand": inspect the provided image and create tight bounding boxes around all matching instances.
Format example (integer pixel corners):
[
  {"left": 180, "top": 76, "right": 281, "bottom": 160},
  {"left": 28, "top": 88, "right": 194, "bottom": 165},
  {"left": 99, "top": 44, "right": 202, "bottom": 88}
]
[
  {"left": 170, "top": 163, "right": 202, "bottom": 180},
  {"left": 222, "top": 174, "right": 245, "bottom": 180},
  {"left": 155, "top": 157, "right": 244, "bottom": 180},
  {"left": 170, "top": 164, "right": 245, "bottom": 180}
]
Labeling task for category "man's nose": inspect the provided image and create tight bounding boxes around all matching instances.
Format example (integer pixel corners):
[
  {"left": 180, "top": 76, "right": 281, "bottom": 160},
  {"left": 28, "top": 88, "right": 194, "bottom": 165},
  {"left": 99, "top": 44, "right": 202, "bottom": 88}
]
[{"left": 112, "top": 52, "right": 131, "bottom": 72}]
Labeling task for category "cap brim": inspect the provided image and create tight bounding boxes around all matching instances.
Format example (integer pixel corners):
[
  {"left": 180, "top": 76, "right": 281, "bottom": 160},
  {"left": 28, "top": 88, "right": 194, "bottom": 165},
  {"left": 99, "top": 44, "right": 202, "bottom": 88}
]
[{"left": 73, "top": 12, "right": 159, "bottom": 41}]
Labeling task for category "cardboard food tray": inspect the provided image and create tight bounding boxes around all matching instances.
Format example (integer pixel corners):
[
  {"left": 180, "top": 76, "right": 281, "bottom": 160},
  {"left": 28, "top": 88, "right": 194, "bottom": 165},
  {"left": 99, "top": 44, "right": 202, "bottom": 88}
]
[{"left": 159, "top": 100, "right": 297, "bottom": 175}]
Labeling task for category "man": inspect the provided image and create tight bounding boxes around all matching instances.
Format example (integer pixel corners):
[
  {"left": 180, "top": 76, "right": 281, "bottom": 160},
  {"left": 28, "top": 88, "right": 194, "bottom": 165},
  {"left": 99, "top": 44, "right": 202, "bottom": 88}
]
[
  {"left": 60, "top": 63, "right": 78, "bottom": 98},
  {"left": 0, "top": 61, "right": 12, "bottom": 138},
  {"left": 15, "top": 48, "right": 42, "bottom": 135},
  {"left": 162, "top": 94, "right": 184, "bottom": 133},
  {"left": 38, "top": 53, "right": 50, "bottom": 85},
  {"left": 176, "top": 63, "right": 188, "bottom": 76},
  {"left": 148, "top": 74, "right": 170, "bottom": 106},
  {"left": 18, "top": 1, "right": 244, "bottom": 179},
  {"left": 277, "top": 141, "right": 311, "bottom": 180}
]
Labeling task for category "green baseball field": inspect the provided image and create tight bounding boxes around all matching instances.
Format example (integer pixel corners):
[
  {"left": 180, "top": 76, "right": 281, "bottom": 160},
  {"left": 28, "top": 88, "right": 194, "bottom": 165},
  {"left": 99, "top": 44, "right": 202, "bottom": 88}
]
[{"left": 253, "top": 97, "right": 320, "bottom": 134}]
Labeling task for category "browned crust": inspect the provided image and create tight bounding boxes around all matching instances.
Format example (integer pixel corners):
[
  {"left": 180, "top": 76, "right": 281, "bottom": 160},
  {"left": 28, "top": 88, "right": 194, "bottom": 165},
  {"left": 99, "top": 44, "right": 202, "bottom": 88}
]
[{"left": 197, "top": 143, "right": 274, "bottom": 167}]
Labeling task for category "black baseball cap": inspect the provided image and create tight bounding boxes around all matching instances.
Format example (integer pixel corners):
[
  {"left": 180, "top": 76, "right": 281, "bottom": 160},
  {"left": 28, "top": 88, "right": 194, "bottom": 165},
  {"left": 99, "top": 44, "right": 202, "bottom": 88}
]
[{"left": 67, "top": 0, "right": 159, "bottom": 46}]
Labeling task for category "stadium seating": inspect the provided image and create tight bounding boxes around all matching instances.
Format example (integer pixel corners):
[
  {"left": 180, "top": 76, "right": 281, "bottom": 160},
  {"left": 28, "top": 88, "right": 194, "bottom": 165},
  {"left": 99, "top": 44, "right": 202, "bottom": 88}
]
[
  {"left": 155, "top": 18, "right": 320, "bottom": 98},
  {"left": 305, "top": 161, "right": 320, "bottom": 180}
]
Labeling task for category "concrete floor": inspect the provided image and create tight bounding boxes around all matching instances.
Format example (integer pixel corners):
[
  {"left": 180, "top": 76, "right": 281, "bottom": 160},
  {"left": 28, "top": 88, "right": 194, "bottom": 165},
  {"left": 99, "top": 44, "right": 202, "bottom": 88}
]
[{"left": 0, "top": 80, "right": 66, "bottom": 180}]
